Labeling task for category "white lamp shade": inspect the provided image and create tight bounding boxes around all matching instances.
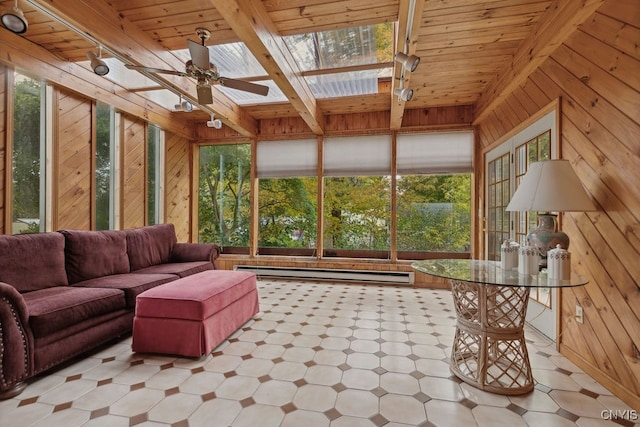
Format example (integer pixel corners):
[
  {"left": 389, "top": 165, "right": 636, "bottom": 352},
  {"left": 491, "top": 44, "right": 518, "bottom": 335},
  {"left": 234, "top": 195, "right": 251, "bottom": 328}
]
[{"left": 506, "top": 160, "right": 596, "bottom": 212}]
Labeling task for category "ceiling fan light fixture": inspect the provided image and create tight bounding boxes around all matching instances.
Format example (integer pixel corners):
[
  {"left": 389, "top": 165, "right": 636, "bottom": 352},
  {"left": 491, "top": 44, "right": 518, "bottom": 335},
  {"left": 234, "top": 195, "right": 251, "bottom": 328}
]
[
  {"left": 87, "top": 49, "right": 109, "bottom": 76},
  {"left": 395, "top": 52, "right": 420, "bottom": 72},
  {"left": 394, "top": 87, "right": 414, "bottom": 102},
  {"left": 1, "top": 0, "right": 28, "bottom": 34}
]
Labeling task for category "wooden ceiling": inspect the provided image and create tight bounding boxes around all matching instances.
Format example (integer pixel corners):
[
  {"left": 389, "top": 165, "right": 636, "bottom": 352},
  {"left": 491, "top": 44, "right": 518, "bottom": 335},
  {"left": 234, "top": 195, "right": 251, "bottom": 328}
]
[{"left": 2, "top": 0, "right": 581, "bottom": 136}]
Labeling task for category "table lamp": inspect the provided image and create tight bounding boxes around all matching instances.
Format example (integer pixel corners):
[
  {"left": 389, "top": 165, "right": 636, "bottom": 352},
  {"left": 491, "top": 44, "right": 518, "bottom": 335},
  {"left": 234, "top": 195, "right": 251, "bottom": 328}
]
[{"left": 505, "top": 159, "right": 596, "bottom": 268}]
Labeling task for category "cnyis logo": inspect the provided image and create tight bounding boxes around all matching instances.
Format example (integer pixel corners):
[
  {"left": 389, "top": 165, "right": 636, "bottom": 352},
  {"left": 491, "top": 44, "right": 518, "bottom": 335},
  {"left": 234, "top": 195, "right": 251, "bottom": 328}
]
[{"left": 601, "top": 410, "right": 638, "bottom": 421}]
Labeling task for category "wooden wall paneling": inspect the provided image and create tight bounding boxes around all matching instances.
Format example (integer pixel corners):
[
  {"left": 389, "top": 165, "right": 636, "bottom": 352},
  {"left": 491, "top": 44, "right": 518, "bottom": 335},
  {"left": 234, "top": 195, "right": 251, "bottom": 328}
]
[
  {"left": 165, "top": 132, "right": 191, "bottom": 241},
  {"left": 0, "top": 65, "right": 6, "bottom": 234},
  {"left": 54, "top": 89, "right": 93, "bottom": 230},
  {"left": 258, "top": 116, "right": 314, "bottom": 138},
  {"left": 563, "top": 211, "right": 640, "bottom": 394},
  {"left": 120, "top": 115, "right": 147, "bottom": 229},
  {"left": 475, "top": 5, "right": 640, "bottom": 409}
]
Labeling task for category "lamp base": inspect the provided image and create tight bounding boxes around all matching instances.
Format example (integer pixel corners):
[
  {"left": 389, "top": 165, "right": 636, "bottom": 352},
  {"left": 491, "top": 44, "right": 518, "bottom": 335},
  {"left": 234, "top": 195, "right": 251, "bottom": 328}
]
[{"left": 527, "top": 213, "right": 569, "bottom": 269}]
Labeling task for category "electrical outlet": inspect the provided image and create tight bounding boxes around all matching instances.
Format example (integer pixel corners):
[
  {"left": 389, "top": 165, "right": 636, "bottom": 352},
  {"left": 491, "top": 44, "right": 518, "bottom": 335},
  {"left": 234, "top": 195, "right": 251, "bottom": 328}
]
[{"left": 575, "top": 304, "right": 584, "bottom": 324}]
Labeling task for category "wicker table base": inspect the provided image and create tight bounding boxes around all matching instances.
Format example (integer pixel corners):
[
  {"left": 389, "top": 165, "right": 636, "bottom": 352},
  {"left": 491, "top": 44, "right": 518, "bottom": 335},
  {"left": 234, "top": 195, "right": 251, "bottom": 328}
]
[{"left": 449, "top": 279, "right": 534, "bottom": 395}]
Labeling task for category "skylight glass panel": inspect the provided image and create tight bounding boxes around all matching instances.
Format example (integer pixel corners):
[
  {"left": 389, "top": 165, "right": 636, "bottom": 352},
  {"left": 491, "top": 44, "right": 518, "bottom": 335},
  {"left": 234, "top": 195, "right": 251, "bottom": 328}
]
[
  {"left": 284, "top": 25, "right": 379, "bottom": 72},
  {"left": 172, "top": 41, "right": 266, "bottom": 79},
  {"left": 306, "top": 70, "right": 378, "bottom": 98},
  {"left": 217, "top": 80, "right": 287, "bottom": 105}
]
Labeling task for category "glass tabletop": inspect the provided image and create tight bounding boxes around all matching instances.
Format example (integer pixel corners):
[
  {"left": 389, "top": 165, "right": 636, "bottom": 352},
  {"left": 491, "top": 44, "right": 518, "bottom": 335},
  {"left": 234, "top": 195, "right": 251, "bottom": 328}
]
[{"left": 412, "top": 259, "right": 589, "bottom": 288}]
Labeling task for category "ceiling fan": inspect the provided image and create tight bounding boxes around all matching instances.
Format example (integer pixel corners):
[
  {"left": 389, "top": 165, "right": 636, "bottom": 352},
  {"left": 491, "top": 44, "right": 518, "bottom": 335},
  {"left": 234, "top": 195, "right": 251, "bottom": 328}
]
[{"left": 125, "top": 28, "right": 269, "bottom": 105}]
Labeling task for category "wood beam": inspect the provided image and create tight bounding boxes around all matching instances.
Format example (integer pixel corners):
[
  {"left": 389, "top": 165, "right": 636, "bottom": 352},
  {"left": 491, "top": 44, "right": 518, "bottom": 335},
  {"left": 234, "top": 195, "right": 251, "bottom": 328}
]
[
  {"left": 27, "top": 0, "right": 259, "bottom": 137},
  {"left": 473, "top": 0, "right": 606, "bottom": 124},
  {"left": 390, "top": 0, "right": 425, "bottom": 130},
  {"left": 210, "top": 0, "right": 324, "bottom": 135}
]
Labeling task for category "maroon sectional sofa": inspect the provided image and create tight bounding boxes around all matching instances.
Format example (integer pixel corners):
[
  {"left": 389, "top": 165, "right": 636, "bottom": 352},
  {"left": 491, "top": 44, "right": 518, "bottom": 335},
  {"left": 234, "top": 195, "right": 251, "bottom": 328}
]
[{"left": 0, "top": 223, "right": 220, "bottom": 399}]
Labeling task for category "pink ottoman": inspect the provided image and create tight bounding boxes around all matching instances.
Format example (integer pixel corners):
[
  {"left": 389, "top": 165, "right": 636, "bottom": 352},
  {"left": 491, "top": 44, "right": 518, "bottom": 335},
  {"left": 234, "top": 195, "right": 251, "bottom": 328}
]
[{"left": 132, "top": 270, "right": 259, "bottom": 357}]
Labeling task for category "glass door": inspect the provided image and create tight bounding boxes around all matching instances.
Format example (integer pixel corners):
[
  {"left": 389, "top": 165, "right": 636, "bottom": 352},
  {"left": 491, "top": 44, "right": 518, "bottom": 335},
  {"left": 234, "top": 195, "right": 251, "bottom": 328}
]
[{"left": 484, "top": 110, "right": 558, "bottom": 340}]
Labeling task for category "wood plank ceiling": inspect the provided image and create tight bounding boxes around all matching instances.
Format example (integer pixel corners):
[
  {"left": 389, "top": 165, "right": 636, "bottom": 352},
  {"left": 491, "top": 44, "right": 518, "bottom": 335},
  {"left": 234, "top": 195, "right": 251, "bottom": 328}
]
[{"left": 2, "top": 0, "right": 564, "bottom": 136}]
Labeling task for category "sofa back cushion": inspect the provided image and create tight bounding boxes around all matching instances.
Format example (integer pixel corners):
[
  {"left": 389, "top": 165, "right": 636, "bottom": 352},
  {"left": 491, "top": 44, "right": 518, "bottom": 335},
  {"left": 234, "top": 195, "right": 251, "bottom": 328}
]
[
  {"left": 125, "top": 224, "right": 177, "bottom": 271},
  {"left": 0, "top": 232, "right": 68, "bottom": 292},
  {"left": 60, "top": 229, "right": 130, "bottom": 283}
]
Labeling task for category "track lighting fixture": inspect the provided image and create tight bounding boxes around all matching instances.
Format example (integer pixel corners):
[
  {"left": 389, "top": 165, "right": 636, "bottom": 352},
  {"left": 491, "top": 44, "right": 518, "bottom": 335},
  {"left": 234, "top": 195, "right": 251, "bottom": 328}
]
[
  {"left": 1, "top": 0, "right": 28, "bottom": 34},
  {"left": 87, "top": 46, "right": 109, "bottom": 76},
  {"left": 395, "top": 52, "right": 420, "bottom": 73},
  {"left": 206, "top": 113, "right": 222, "bottom": 129},
  {"left": 394, "top": 87, "right": 414, "bottom": 102},
  {"left": 174, "top": 95, "right": 193, "bottom": 112}
]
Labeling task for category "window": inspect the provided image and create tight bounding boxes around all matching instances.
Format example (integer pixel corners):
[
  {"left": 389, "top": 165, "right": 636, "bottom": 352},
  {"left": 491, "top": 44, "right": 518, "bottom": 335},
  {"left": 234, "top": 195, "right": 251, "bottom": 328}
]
[
  {"left": 12, "top": 73, "right": 46, "bottom": 234},
  {"left": 396, "top": 175, "right": 471, "bottom": 255},
  {"left": 487, "top": 153, "right": 511, "bottom": 260},
  {"left": 197, "top": 133, "right": 472, "bottom": 259},
  {"left": 396, "top": 132, "right": 473, "bottom": 258},
  {"left": 257, "top": 139, "right": 318, "bottom": 254},
  {"left": 147, "top": 124, "right": 163, "bottom": 225},
  {"left": 324, "top": 176, "right": 391, "bottom": 256},
  {"left": 259, "top": 177, "right": 317, "bottom": 253},
  {"left": 95, "top": 102, "right": 117, "bottom": 230},
  {"left": 323, "top": 136, "right": 391, "bottom": 257},
  {"left": 198, "top": 144, "right": 251, "bottom": 250}
]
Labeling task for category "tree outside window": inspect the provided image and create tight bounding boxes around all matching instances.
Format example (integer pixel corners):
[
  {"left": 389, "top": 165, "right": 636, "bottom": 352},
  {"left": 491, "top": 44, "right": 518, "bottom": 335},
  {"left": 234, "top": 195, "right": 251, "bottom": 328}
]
[{"left": 12, "top": 74, "right": 44, "bottom": 234}]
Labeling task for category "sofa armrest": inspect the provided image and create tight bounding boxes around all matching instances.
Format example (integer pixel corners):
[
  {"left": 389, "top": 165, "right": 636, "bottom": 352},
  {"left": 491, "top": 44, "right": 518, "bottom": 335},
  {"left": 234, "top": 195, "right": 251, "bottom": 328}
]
[
  {"left": 170, "top": 243, "right": 221, "bottom": 264},
  {"left": 0, "top": 282, "right": 33, "bottom": 397}
]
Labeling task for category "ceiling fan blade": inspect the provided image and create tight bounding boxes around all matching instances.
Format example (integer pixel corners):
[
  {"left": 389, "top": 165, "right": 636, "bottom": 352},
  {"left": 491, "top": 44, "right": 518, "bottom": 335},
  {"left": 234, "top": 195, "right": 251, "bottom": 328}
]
[
  {"left": 220, "top": 78, "right": 270, "bottom": 96},
  {"left": 125, "top": 64, "right": 186, "bottom": 77},
  {"left": 197, "top": 84, "right": 213, "bottom": 105},
  {"left": 187, "top": 39, "right": 210, "bottom": 70}
]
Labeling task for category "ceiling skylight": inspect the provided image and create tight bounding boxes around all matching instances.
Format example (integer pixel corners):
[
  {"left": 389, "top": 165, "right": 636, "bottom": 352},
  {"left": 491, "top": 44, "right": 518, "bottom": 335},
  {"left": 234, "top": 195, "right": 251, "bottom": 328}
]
[
  {"left": 284, "top": 25, "right": 380, "bottom": 72},
  {"left": 108, "top": 23, "right": 393, "bottom": 109}
]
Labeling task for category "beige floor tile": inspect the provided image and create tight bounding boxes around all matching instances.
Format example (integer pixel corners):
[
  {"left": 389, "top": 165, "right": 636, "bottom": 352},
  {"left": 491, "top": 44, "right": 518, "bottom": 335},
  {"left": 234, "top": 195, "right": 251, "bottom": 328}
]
[
  {"left": 334, "top": 388, "right": 379, "bottom": 418},
  {"left": 341, "top": 368, "right": 380, "bottom": 390},
  {"left": 293, "top": 384, "right": 338, "bottom": 411},
  {"left": 379, "top": 393, "right": 427, "bottom": 425}
]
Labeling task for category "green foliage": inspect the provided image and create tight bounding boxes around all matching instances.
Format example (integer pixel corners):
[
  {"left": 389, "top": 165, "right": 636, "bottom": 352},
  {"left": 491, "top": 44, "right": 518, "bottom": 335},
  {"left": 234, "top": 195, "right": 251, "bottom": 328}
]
[
  {"left": 324, "top": 176, "right": 391, "bottom": 250},
  {"left": 198, "top": 144, "right": 252, "bottom": 245},
  {"left": 12, "top": 77, "right": 42, "bottom": 225},
  {"left": 258, "top": 178, "right": 317, "bottom": 248},
  {"left": 95, "top": 102, "right": 112, "bottom": 230},
  {"left": 397, "top": 175, "right": 471, "bottom": 252}
]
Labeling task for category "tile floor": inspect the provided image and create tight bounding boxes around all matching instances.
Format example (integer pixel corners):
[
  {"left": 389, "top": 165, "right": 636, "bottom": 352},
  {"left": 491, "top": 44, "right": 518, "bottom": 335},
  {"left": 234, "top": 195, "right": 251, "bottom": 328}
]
[{"left": 0, "top": 280, "right": 637, "bottom": 427}]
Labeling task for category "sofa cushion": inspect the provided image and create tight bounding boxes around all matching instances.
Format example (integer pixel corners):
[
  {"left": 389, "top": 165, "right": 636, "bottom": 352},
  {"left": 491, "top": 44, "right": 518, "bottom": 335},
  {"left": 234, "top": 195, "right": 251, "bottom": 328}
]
[
  {"left": 60, "top": 229, "right": 130, "bottom": 284},
  {"left": 0, "top": 233, "right": 68, "bottom": 292},
  {"left": 23, "top": 286, "right": 126, "bottom": 338},
  {"left": 72, "top": 273, "right": 177, "bottom": 308},
  {"left": 132, "top": 261, "right": 213, "bottom": 278},
  {"left": 125, "top": 224, "right": 177, "bottom": 271}
]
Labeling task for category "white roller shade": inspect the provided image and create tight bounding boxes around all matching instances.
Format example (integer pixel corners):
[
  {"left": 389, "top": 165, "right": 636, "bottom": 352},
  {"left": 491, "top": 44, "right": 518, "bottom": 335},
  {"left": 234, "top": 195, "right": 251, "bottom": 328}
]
[
  {"left": 397, "top": 131, "right": 473, "bottom": 174},
  {"left": 324, "top": 135, "right": 391, "bottom": 176},
  {"left": 257, "top": 139, "right": 317, "bottom": 178}
]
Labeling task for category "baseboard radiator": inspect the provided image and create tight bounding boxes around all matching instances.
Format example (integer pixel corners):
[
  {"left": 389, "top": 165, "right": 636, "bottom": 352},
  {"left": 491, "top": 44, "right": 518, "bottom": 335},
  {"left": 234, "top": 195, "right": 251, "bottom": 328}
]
[{"left": 233, "top": 265, "right": 414, "bottom": 285}]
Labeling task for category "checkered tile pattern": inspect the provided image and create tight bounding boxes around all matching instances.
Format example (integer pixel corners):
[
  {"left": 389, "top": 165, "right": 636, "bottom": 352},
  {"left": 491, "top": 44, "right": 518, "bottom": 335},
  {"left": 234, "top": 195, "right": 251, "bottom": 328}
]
[{"left": 0, "top": 280, "right": 636, "bottom": 426}]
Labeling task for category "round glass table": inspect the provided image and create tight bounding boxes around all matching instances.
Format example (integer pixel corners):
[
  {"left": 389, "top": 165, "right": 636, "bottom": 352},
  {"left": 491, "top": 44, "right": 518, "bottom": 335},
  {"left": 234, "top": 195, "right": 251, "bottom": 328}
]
[{"left": 412, "top": 259, "right": 588, "bottom": 395}]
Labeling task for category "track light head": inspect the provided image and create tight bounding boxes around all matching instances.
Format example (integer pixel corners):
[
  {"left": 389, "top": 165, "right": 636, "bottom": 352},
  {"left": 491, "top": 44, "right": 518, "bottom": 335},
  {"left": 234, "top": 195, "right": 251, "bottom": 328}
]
[
  {"left": 1, "top": 0, "right": 28, "bottom": 34},
  {"left": 206, "top": 113, "right": 222, "bottom": 129},
  {"left": 395, "top": 52, "right": 420, "bottom": 72},
  {"left": 174, "top": 100, "right": 193, "bottom": 112},
  {"left": 87, "top": 50, "right": 109, "bottom": 76},
  {"left": 394, "top": 87, "right": 414, "bottom": 102}
]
